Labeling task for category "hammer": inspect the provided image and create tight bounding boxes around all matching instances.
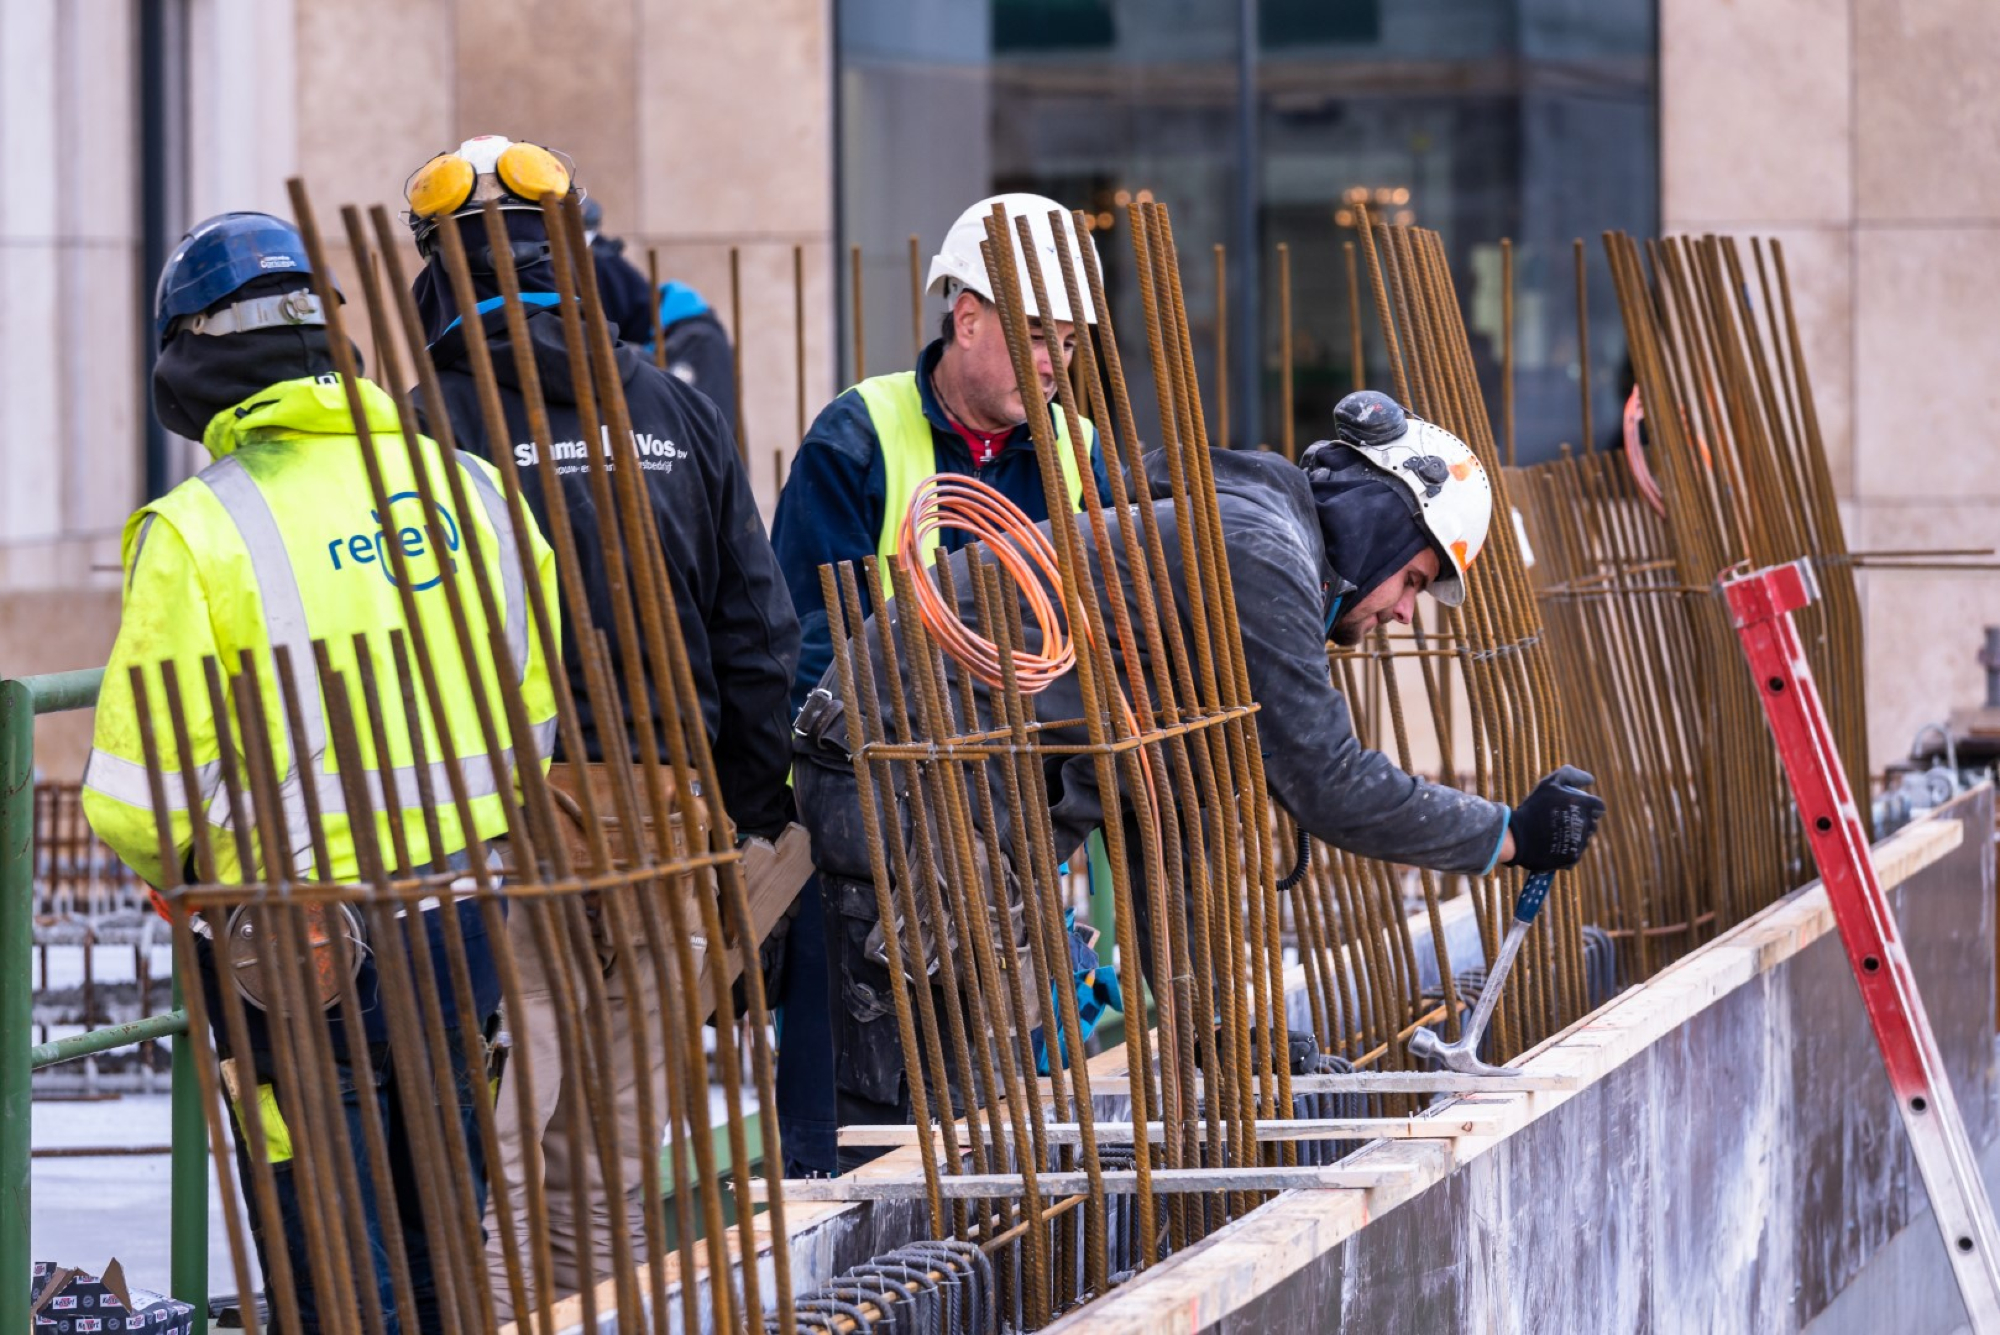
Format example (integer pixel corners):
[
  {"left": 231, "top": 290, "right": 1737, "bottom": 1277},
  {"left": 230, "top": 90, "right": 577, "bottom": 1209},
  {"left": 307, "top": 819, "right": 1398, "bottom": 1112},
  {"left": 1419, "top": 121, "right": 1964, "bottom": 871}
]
[{"left": 1408, "top": 870, "right": 1557, "bottom": 1075}]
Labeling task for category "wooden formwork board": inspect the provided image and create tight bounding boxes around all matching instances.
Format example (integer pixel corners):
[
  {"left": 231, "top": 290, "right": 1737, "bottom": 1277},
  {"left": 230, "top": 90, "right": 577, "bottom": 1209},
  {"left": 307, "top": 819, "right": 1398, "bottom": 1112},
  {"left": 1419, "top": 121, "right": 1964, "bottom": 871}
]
[
  {"left": 519, "top": 809, "right": 1966, "bottom": 1335},
  {"left": 1040, "top": 809, "right": 1970, "bottom": 1334}
]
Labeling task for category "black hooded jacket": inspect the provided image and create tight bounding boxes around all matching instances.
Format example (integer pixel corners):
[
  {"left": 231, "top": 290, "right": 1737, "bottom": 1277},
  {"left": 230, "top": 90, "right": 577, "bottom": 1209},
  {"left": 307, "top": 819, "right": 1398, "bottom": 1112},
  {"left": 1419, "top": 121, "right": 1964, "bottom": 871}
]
[
  {"left": 658, "top": 309, "right": 738, "bottom": 438},
  {"left": 794, "top": 447, "right": 1507, "bottom": 878},
  {"left": 589, "top": 235, "right": 654, "bottom": 347},
  {"left": 419, "top": 304, "right": 801, "bottom": 837}
]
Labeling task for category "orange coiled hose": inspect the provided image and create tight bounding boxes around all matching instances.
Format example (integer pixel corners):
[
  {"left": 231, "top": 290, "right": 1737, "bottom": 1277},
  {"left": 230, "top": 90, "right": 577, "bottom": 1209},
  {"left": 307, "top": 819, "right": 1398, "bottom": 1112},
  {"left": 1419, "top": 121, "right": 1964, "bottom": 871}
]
[
  {"left": 897, "top": 473, "right": 1078, "bottom": 694},
  {"left": 897, "top": 470, "right": 1161, "bottom": 858}
]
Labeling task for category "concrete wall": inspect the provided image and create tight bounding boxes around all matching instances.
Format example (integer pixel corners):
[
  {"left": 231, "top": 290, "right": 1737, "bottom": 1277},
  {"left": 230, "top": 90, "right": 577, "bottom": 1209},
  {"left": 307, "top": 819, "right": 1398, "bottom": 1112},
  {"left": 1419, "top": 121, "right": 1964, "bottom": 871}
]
[
  {"left": 1, "top": 0, "right": 835, "bottom": 779},
  {"left": 1662, "top": 0, "right": 2000, "bottom": 772},
  {"left": 1194, "top": 789, "right": 1995, "bottom": 1335},
  {"left": 288, "top": 0, "right": 836, "bottom": 519}
]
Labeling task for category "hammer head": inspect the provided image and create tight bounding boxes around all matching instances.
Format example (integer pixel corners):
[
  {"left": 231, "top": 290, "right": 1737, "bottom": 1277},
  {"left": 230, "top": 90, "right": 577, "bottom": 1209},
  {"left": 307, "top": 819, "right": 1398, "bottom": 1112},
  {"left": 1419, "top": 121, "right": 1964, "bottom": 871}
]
[{"left": 1407, "top": 1025, "right": 1506, "bottom": 1076}]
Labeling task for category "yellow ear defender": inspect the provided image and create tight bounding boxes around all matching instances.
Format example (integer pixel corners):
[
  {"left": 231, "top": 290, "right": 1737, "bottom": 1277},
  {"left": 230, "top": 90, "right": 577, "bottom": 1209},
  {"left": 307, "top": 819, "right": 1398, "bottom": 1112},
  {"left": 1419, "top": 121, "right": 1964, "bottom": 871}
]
[{"left": 404, "top": 137, "right": 575, "bottom": 222}]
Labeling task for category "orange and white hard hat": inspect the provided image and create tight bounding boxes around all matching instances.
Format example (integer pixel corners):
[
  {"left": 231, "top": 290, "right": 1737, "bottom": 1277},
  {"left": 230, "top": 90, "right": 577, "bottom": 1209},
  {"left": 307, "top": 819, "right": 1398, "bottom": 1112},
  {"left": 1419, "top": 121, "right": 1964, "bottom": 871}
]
[{"left": 1322, "top": 390, "right": 1492, "bottom": 606}]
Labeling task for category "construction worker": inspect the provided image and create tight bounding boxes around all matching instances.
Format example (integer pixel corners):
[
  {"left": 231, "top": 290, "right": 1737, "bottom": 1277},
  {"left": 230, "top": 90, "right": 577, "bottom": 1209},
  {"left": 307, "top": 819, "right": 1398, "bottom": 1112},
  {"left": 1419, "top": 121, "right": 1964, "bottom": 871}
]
[
  {"left": 82, "top": 211, "right": 560, "bottom": 1329},
  {"left": 578, "top": 195, "right": 653, "bottom": 346},
  {"left": 789, "top": 390, "right": 1606, "bottom": 1162},
  {"left": 768, "top": 192, "right": 1116, "bottom": 1177},
  {"left": 772, "top": 192, "right": 1114, "bottom": 701},
  {"left": 404, "top": 135, "right": 802, "bottom": 1320},
  {"left": 576, "top": 196, "right": 739, "bottom": 433},
  {"left": 651, "top": 277, "right": 739, "bottom": 438}
]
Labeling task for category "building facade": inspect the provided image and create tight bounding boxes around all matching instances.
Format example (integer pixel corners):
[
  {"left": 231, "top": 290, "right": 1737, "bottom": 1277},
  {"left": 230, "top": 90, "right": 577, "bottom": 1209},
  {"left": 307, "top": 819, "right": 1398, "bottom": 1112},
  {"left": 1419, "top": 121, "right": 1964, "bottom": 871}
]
[{"left": 2, "top": 0, "right": 1992, "bottom": 777}]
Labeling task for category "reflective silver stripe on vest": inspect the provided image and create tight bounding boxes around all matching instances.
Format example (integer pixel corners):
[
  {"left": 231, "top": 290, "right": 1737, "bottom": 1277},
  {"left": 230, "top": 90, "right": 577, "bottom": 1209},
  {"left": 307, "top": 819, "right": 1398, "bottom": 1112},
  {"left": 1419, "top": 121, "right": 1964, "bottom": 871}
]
[
  {"left": 128, "top": 516, "right": 157, "bottom": 595},
  {"left": 204, "top": 722, "right": 555, "bottom": 830},
  {"left": 198, "top": 453, "right": 540, "bottom": 862},
  {"left": 82, "top": 748, "right": 220, "bottom": 814},
  {"left": 456, "top": 452, "right": 530, "bottom": 685},
  {"left": 201, "top": 456, "right": 321, "bottom": 867}
]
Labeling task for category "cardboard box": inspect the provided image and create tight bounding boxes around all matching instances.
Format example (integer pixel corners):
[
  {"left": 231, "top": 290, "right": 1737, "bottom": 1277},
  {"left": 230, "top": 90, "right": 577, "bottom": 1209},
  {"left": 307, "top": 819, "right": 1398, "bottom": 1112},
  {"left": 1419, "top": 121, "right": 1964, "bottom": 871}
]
[{"left": 31, "top": 1259, "right": 197, "bottom": 1334}]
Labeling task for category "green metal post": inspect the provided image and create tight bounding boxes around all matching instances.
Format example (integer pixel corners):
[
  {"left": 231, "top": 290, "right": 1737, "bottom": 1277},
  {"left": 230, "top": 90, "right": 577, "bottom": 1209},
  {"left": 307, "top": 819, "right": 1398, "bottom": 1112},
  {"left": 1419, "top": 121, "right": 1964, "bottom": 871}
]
[
  {"left": 1086, "top": 828, "right": 1116, "bottom": 953},
  {"left": 2, "top": 678, "right": 37, "bottom": 1322},
  {"left": 3, "top": 668, "right": 105, "bottom": 1320},
  {"left": 170, "top": 976, "right": 208, "bottom": 1333}
]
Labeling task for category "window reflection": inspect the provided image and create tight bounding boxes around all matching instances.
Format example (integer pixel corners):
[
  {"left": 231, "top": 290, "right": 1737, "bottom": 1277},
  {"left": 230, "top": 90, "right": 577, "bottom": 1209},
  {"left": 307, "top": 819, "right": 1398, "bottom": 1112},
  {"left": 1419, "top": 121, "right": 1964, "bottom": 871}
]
[{"left": 838, "top": 0, "right": 1655, "bottom": 463}]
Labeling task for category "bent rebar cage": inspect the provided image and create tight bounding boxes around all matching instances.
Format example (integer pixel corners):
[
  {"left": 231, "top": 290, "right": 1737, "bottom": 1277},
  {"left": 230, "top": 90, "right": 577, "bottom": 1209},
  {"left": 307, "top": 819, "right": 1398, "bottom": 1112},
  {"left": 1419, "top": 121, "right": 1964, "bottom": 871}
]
[
  {"left": 124, "top": 182, "right": 791, "bottom": 1335},
  {"left": 112, "top": 169, "right": 1865, "bottom": 1333}
]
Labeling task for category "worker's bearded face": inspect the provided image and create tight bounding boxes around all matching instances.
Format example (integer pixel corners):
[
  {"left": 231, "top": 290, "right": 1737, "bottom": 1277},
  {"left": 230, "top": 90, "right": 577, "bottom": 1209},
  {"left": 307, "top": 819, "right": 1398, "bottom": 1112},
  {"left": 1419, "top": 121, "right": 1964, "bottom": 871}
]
[
  {"left": 945, "top": 294, "right": 1078, "bottom": 433},
  {"left": 1329, "top": 548, "right": 1439, "bottom": 647}
]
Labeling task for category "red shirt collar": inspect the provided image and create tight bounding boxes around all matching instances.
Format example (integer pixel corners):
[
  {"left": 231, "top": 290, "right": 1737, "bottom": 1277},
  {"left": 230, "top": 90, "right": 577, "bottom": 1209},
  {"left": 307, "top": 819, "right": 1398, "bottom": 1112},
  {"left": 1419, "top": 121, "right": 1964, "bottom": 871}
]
[{"left": 948, "top": 417, "right": 1011, "bottom": 467}]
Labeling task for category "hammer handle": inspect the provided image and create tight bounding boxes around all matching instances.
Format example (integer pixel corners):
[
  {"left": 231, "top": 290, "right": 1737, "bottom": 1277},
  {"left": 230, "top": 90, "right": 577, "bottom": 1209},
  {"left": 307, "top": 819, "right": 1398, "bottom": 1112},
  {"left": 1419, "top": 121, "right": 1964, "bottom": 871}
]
[
  {"left": 1510, "top": 870, "right": 1557, "bottom": 925},
  {"left": 1462, "top": 871, "right": 1559, "bottom": 1049}
]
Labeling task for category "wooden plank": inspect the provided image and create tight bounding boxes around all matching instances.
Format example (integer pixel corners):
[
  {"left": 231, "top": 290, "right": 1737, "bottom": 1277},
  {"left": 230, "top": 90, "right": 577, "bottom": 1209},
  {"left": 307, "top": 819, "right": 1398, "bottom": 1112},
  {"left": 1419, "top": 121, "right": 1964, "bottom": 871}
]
[
  {"left": 1062, "top": 1070, "right": 1580, "bottom": 1097},
  {"left": 756, "top": 1163, "right": 1418, "bottom": 1202},
  {"left": 1038, "top": 808, "right": 1970, "bottom": 1335},
  {"left": 690, "top": 821, "right": 813, "bottom": 1022},
  {"left": 1285, "top": 1070, "right": 1579, "bottom": 1093},
  {"left": 838, "top": 1112, "right": 1507, "bottom": 1148}
]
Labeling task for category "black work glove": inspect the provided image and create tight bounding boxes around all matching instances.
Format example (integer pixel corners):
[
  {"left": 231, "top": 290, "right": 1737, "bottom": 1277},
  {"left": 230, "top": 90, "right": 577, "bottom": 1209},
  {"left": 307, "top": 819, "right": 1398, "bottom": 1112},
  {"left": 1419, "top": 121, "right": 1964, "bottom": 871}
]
[{"left": 1506, "top": 765, "right": 1605, "bottom": 872}]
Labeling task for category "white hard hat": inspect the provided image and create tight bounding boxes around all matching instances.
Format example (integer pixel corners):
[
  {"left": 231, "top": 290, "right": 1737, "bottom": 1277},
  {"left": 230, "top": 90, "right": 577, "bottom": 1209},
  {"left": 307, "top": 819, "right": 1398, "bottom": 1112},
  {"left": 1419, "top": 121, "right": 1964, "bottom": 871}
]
[
  {"left": 1315, "top": 390, "right": 1493, "bottom": 607},
  {"left": 926, "top": 193, "right": 1099, "bottom": 325},
  {"left": 403, "top": 134, "right": 578, "bottom": 257}
]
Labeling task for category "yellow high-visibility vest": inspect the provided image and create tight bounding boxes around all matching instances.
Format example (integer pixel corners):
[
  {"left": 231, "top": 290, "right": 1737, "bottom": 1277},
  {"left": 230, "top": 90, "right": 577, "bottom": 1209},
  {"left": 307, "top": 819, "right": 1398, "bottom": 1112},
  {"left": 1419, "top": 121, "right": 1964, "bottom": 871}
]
[
  {"left": 852, "top": 371, "right": 1091, "bottom": 601},
  {"left": 83, "top": 375, "right": 560, "bottom": 888}
]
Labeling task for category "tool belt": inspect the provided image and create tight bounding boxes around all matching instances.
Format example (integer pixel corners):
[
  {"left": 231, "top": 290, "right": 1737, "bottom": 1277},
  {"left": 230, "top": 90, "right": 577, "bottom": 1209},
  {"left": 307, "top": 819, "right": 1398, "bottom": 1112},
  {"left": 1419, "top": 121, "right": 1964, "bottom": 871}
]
[
  {"left": 531, "top": 762, "right": 709, "bottom": 970},
  {"left": 542, "top": 760, "right": 705, "bottom": 869}
]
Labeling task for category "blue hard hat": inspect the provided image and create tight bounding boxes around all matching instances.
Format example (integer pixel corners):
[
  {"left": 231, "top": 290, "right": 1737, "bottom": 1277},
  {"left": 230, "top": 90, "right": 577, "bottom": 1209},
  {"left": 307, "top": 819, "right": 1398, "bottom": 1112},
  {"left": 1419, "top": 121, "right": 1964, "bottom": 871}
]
[{"left": 153, "top": 212, "right": 320, "bottom": 347}]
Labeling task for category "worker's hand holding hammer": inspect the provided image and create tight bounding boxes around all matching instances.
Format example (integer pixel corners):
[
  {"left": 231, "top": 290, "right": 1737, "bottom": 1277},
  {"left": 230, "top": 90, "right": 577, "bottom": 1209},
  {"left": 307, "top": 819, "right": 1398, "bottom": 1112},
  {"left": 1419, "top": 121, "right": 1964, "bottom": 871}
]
[{"left": 1504, "top": 765, "right": 1605, "bottom": 872}]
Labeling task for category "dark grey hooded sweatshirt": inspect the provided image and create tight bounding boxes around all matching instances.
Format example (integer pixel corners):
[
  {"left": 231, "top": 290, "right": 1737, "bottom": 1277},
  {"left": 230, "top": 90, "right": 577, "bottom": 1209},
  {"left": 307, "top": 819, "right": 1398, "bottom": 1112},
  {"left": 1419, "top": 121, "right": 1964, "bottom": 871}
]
[{"left": 793, "top": 446, "right": 1509, "bottom": 883}]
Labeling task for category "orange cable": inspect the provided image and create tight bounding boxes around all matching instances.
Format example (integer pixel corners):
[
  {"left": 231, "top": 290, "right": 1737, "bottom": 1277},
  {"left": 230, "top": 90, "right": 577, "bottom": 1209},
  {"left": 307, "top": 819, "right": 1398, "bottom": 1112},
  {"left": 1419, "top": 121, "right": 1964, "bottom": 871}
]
[{"left": 896, "top": 470, "right": 1164, "bottom": 902}]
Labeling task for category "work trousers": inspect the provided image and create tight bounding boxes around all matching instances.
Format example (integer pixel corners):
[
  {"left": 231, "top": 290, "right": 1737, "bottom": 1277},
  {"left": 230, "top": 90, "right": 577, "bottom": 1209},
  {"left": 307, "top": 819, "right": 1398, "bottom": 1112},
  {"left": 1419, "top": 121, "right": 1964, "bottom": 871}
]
[
  {"left": 483, "top": 761, "right": 674, "bottom": 1323},
  {"left": 481, "top": 906, "right": 667, "bottom": 1323},
  {"left": 774, "top": 873, "right": 839, "bottom": 1177},
  {"left": 796, "top": 752, "right": 1048, "bottom": 1175},
  {"left": 227, "top": 1032, "right": 488, "bottom": 1335}
]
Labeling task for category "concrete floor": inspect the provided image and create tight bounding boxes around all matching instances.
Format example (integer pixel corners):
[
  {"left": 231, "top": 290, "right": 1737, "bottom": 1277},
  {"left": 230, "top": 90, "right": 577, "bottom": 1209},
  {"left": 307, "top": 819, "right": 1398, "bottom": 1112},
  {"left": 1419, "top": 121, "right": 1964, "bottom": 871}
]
[
  {"left": 32, "top": 1078, "right": 757, "bottom": 1314},
  {"left": 32, "top": 1090, "right": 241, "bottom": 1301}
]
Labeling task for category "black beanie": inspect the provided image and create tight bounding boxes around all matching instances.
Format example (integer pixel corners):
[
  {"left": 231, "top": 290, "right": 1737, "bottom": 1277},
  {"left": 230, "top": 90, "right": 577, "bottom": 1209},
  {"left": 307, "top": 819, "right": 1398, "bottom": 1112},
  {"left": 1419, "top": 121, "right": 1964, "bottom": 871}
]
[
  {"left": 151, "top": 274, "right": 350, "bottom": 442},
  {"left": 1306, "top": 442, "right": 1434, "bottom": 609}
]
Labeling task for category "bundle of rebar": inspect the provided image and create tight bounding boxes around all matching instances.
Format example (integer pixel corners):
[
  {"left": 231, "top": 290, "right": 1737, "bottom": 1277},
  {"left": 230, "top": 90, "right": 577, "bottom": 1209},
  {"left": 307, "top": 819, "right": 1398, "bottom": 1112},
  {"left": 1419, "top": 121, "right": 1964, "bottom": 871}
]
[
  {"left": 813, "top": 199, "right": 1357, "bottom": 1322},
  {"left": 1284, "top": 216, "right": 1595, "bottom": 1080},
  {"left": 1512, "top": 232, "right": 1869, "bottom": 980},
  {"left": 113, "top": 169, "right": 1874, "bottom": 1331},
  {"left": 124, "top": 183, "right": 791, "bottom": 1334},
  {"left": 805, "top": 201, "right": 1617, "bottom": 1325}
]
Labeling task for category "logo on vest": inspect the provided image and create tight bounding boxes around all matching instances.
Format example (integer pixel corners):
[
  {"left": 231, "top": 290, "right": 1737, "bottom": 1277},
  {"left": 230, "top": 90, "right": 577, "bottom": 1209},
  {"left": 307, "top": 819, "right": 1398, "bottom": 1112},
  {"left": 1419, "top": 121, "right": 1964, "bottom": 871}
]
[
  {"left": 513, "top": 426, "right": 688, "bottom": 476},
  {"left": 325, "top": 491, "right": 462, "bottom": 590}
]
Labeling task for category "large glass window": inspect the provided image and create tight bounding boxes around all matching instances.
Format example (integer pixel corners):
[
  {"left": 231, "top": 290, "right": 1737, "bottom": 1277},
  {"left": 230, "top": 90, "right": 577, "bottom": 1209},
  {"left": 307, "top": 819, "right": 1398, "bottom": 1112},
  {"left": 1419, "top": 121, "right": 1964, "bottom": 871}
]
[{"left": 837, "top": 0, "right": 1655, "bottom": 462}]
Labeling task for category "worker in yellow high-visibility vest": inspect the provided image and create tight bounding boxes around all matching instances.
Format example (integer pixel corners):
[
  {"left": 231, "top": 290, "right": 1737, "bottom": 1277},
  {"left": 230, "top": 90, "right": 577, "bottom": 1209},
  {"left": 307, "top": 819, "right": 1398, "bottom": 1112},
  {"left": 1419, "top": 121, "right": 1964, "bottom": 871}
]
[
  {"left": 768, "top": 193, "right": 1113, "bottom": 1176},
  {"left": 81, "top": 211, "right": 559, "bottom": 1333}
]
